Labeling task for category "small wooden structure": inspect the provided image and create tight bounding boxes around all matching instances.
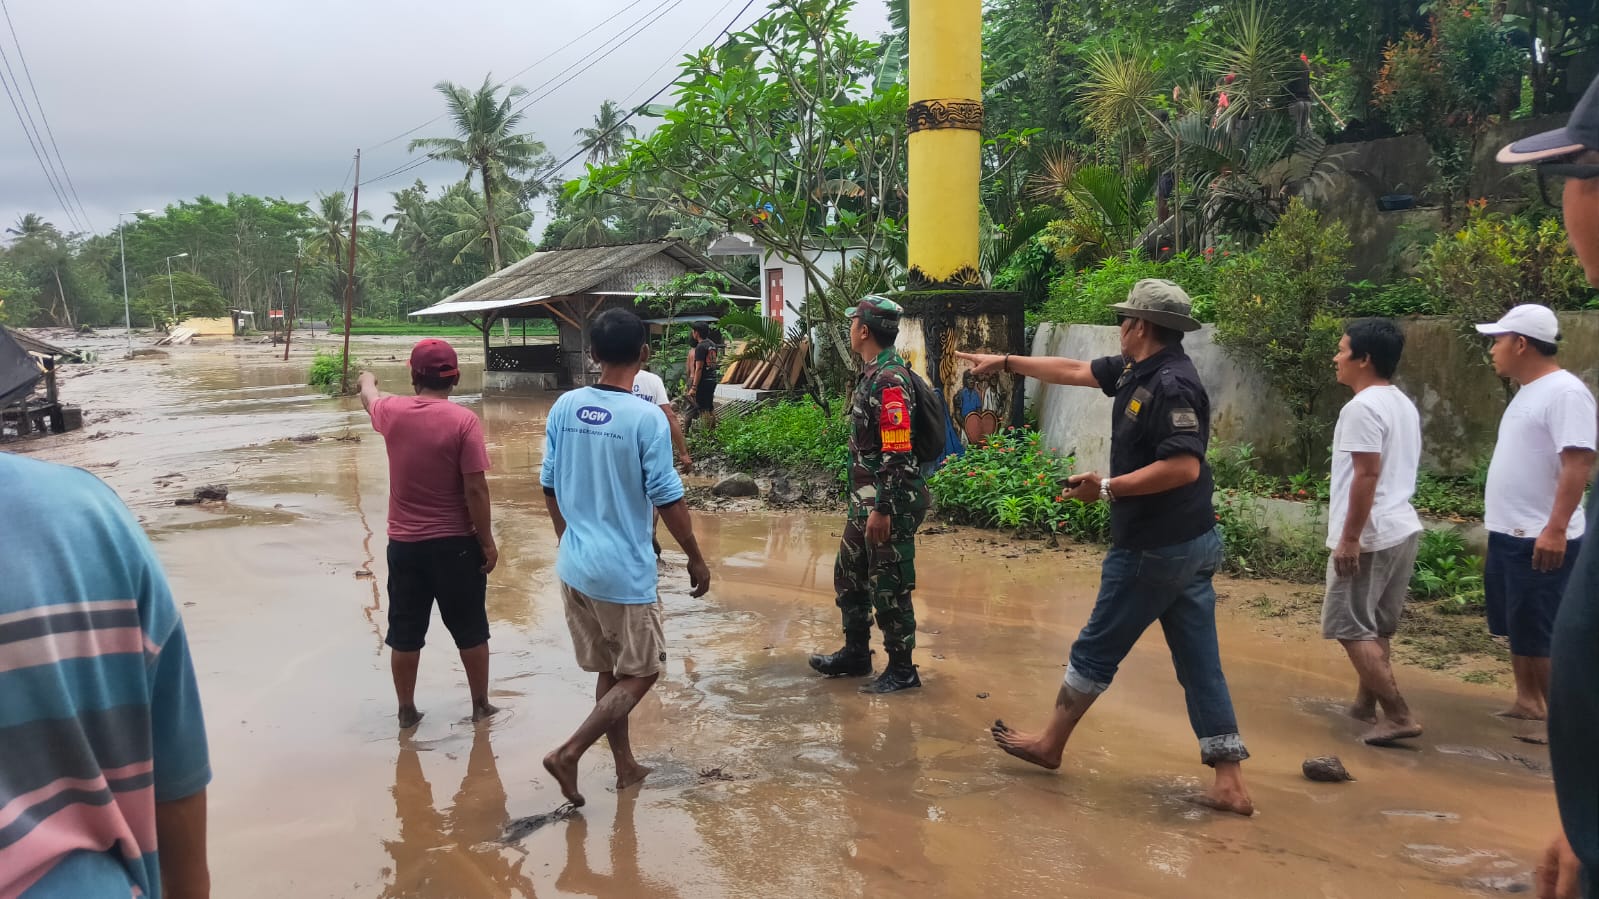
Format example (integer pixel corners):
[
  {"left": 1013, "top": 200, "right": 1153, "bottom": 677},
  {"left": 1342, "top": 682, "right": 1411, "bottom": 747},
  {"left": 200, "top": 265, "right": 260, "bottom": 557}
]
[
  {"left": 409, "top": 240, "right": 756, "bottom": 391},
  {"left": 1, "top": 327, "right": 83, "bottom": 439}
]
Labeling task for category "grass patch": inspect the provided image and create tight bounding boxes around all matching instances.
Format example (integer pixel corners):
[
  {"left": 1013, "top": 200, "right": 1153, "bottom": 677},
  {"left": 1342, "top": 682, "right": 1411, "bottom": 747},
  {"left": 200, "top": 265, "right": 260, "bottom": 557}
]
[
  {"left": 688, "top": 397, "right": 849, "bottom": 478},
  {"left": 308, "top": 349, "right": 351, "bottom": 395}
]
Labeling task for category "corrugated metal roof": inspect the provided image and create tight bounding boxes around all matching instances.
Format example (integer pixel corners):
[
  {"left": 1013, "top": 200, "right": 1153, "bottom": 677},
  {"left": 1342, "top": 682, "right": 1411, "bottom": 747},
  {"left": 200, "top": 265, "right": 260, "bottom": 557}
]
[
  {"left": 4, "top": 327, "right": 82, "bottom": 362},
  {"left": 410, "top": 240, "right": 753, "bottom": 318}
]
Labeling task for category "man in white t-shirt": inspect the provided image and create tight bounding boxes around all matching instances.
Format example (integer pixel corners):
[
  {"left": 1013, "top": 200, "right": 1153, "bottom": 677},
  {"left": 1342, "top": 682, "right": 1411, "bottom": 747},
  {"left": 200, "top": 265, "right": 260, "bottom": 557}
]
[
  {"left": 1322, "top": 318, "right": 1425, "bottom": 745},
  {"left": 1477, "top": 303, "right": 1597, "bottom": 721},
  {"left": 632, "top": 365, "right": 692, "bottom": 471}
]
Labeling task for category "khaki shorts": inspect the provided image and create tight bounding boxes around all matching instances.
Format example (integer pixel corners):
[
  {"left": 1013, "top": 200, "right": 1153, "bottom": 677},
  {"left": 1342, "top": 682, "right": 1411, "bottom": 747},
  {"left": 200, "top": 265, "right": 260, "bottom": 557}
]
[
  {"left": 561, "top": 582, "right": 665, "bottom": 677},
  {"left": 1321, "top": 532, "right": 1421, "bottom": 641}
]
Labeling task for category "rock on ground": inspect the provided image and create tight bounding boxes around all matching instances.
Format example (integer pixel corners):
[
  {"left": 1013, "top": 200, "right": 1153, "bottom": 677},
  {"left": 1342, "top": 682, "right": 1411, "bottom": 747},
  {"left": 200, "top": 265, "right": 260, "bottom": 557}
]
[
  {"left": 713, "top": 473, "right": 759, "bottom": 498},
  {"left": 768, "top": 475, "right": 804, "bottom": 505},
  {"left": 1302, "top": 756, "right": 1355, "bottom": 782}
]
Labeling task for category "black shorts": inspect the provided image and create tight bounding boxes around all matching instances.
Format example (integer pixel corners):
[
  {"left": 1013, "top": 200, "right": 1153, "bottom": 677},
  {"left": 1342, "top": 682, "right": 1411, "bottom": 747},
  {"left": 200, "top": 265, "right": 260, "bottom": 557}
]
[
  {"left": 695, "top": 377, "right": 717, "bottom": 411},
  {"left": 385, "top": 535, "right": 489, "bottom": 652},
  {"left": 1485, "top": 531, "right": 1581, "bottom": 657}
]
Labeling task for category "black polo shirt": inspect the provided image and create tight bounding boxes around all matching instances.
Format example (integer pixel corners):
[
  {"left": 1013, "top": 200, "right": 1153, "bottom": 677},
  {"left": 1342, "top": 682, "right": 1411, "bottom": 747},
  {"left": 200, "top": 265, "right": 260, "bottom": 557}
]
[{"left": 1090, "top": 347, "right": 1216, "bottom": 550}]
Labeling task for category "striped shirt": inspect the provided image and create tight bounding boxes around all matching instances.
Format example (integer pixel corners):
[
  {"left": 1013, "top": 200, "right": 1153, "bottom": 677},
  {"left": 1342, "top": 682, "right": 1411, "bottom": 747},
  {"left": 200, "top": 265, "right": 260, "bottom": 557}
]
[{"left": 0, "top": 454, "right": 210, "bottom": 898}]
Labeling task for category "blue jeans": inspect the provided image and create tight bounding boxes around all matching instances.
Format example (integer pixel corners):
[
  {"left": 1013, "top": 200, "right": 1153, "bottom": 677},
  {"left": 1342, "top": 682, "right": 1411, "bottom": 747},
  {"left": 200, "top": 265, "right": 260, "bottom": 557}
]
[{"left": 1066, "top": 527, "right": 1249, "bottom": 766}]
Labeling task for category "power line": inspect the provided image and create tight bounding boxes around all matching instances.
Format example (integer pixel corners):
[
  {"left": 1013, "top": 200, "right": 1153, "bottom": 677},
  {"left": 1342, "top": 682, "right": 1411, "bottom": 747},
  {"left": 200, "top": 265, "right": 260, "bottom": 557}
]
[
  {"left": 0, "top": 45, "right": 79, "bottom": 232},
  {"left": 362, "top": 0, "right": 662, "bottom": 152},
  {"left": 0, "top": 0, "right": 91, "bottom": 231},
  {"left": 509, "top": 0, "right": 689, "bottom": 117}
]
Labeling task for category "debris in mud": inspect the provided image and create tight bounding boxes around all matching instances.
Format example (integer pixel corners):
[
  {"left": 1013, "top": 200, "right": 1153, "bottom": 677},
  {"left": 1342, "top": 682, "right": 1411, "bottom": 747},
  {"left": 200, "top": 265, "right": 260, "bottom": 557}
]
[
  {"left": 289, "top": 433, "right": 320, "bottom": 443},
  {"left": 1302, "top": 756, "right": 1355, "bottom": 782},
  {"left": 354, "top": 569, "right": 374, "bottom": 579},
  {"left": 976, "top": 692, "right": 990, "bottom": 699},
  {"left": 1436, "top": 745, "right": 1550, "bottom": 773},
  {"left": 499, "top": 802, "right": 579, "bottom": 843},
  {"left": 1511, "top": 732, "right": 1548, "bottom": 746},
  {"left": 174, "top": 484, "right": 229, "bottom": 505},
  {"left": 332, "top": 431, "right": 361, "bottom": 443},
  {"left": 768, "top": 474, "right": 804, "bottom": 505},
  {"left": 697, "top": 766, "right": 753, "bottom": 783},
  {"left": 922, "top": 524, "right": 955, "bottom": 536},
  {"left": 156, "top": 472, "right": 184, "bottom": 480},
  {"left": 712, "top": 473, "right": 759, "bottom": 497},
  {"left": 87, "top": 431, "right": 115, "bottom": 441}
]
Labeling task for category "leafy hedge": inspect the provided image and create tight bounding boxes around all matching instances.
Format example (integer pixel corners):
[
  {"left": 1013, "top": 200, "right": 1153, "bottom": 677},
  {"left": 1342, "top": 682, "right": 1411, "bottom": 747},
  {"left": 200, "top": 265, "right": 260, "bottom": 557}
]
[
  {"left": 1038, "top": 249, "right": 1223, "bottom": 326},
  {"left": 687, "top": 398, "right": 849, "bottom": 475}
]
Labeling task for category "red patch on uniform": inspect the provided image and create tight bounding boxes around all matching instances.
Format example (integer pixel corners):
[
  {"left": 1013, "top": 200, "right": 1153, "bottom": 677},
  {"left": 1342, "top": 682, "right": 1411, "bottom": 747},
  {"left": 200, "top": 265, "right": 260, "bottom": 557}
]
[{"left": 879, "top": 386, "right": 911, "bottom": 453}]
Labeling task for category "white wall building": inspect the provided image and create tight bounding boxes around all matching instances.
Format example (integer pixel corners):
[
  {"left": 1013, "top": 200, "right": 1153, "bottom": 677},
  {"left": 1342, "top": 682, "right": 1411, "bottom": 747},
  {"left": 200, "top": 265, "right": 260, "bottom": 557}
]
[{"left": 705, "top": 233, "right": 866, "bottom": 336}]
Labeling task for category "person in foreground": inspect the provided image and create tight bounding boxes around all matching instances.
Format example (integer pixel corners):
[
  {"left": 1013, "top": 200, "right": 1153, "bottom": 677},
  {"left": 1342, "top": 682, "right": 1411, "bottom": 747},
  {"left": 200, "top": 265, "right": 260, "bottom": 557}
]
[
  {"left": 1474, "top": 302, "right": 1595, "bottom": 722},
  {"left": 1323, "top": 318, "right": 1425, "bottom": 745},
  {"left": 540, "top": 308, "right": 711, "bottom": 806},
  {"left": 0, "top": 453, "right": 211, "bottom": 898},
  {"left": 957, "top": 279, "right": 1253, "bottom": 816},
  {"left": 360, "top": 339, "right": 500, "bottom": 728},
  {"left": 808, "top": 296, "right": 931, "bottom": 694},
  {"left": 1496, "top": 71, "right": 1599, "bottom": 899}
]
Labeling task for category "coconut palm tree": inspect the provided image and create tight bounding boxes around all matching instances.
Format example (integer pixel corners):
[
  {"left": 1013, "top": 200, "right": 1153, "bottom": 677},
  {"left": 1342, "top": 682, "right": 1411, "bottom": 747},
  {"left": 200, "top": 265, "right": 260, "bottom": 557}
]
[
  {"left": 574, "top": 99, "right": 637, "bottom": 165},
  {"left": 437, "top": 182, "right": 534, "bottom": 268},
  {"left": 410, "top": 76, "right": 547, "bottom": 272},
  {"left": 307, "top": 191, "right": 372, "bottom": 299}
]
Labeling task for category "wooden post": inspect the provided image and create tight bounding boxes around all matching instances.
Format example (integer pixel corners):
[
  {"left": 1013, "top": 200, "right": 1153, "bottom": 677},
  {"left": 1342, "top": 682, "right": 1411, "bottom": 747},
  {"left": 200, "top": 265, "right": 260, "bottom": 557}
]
[
  {"left": 282, "top": 250, "right": 302, "bottom": 362},
  {"left": 340, "top": 149, "right": 361, "bottom": 393}
]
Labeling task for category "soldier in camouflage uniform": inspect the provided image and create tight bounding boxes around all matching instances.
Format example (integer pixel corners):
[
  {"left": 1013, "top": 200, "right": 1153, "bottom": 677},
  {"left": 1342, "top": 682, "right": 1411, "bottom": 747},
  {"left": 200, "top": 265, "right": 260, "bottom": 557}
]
[{"left": 809, "top": 296, "right": 931, "bottom": 694}]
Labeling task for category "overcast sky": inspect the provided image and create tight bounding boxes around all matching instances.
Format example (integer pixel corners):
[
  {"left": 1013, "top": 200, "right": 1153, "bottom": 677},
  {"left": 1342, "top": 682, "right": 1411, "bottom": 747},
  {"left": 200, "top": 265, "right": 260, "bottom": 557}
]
[{"left": 0, "top": 0, "right": 890, "bottom": 238}]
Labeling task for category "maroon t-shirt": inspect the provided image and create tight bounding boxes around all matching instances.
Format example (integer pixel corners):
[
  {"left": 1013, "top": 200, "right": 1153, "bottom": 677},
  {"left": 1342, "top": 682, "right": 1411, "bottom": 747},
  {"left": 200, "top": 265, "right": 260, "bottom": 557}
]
[{"left": 368, "top": 395, "right": 491, "bottom": 541}]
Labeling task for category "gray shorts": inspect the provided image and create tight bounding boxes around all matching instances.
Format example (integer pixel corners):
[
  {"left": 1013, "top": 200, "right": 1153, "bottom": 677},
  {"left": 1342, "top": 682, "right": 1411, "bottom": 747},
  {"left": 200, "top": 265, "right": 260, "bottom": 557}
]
[{"left": 1321, "top": 532, "right": 1421, "bottom": 641}]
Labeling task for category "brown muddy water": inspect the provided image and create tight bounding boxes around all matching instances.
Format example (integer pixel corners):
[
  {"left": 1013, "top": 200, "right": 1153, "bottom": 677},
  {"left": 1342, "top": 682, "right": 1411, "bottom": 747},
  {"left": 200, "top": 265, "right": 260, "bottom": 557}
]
[{"left": 13, "top": 334, "right": 1559, "bottom": 898}]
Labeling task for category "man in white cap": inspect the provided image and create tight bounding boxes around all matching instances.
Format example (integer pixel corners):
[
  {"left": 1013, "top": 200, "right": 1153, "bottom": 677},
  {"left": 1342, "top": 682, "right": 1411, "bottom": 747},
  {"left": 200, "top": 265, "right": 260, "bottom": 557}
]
[
  {"left": 1475, "top": 303, "right": 1595, "bottom": 723},
  {"left": 1497, "top": 72, "right": 1599, "bottom": 899}
]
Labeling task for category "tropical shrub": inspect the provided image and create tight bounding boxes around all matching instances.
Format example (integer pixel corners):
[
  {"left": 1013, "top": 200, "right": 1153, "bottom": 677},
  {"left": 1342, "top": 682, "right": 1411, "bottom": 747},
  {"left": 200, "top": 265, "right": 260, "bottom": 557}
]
[
  {"left": 1410, "top": 528, "right": 1485, "bottom": 610},
  {"left": 1213, "top": 199, "right": 1350, "bottom": 470},
  {"left": 1413, "top": 209, "right": 1596, "bottom": 322},
  {"left": 688, "top": 398, "right": 849, "bottom": 477},
  {"left": 308, "top": 350, "right": 347, "bottom": 394},
  {"left": 1039, "top": 250, "right": 1222, "bottom": 326},
  {"left": 927, "top": 429, "right": 1109, "bottom": 541}
]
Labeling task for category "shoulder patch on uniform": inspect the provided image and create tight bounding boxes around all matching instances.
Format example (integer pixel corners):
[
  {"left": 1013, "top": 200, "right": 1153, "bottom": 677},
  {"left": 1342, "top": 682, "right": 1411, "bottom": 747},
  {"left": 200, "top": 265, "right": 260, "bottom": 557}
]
[
  {"left": 879, "top": 385, "right": 912, "bottom": 453},
  {"left": 1170, "top": 408, "right": 1199, "bottom": 431}
]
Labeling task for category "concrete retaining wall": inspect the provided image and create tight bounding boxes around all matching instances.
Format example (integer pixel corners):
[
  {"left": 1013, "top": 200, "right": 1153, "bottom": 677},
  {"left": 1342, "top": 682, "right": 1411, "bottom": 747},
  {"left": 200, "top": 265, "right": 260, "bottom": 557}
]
[{"left": 1031, "top": 312, "right": 1599, "bottom": 476}]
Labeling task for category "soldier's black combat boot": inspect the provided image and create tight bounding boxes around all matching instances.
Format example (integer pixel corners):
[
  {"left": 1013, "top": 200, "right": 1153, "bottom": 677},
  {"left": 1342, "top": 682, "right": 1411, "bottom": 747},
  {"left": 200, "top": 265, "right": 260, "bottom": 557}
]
[
  {"left": 809, "top": 640, "right": 873, "bottom": 677},
  {"left": 860, "top": 650, "right": 920, "bottom": 693}
]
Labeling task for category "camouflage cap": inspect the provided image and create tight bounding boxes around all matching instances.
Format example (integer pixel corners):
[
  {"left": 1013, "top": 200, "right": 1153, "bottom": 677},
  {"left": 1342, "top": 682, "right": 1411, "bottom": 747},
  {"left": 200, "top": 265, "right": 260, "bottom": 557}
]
[
  {"left": 847, "top": 295, "right": 903, "bottom": 333},
  {"left": 1109, "top": 278, "right": 1201, "bottom": 332}
]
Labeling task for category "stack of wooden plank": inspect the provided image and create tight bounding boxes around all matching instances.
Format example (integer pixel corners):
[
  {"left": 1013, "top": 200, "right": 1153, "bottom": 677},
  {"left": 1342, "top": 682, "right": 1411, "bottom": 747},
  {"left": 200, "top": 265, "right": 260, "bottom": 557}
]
[{"left": 722, "top": 338, "right": 809, "bottom": 391}]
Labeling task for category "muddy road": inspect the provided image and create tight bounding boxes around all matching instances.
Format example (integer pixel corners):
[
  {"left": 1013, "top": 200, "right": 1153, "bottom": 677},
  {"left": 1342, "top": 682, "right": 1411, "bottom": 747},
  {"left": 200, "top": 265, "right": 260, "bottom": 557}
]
[{"left": 14, "top": 334, "right": 1558, "bottom": 897}]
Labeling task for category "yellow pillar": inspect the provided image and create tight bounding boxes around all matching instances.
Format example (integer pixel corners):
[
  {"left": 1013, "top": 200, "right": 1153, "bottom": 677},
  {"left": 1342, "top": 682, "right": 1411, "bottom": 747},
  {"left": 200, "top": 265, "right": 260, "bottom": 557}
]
[{"left": 907, "top": 0, "right": 982, "bottom": 288}]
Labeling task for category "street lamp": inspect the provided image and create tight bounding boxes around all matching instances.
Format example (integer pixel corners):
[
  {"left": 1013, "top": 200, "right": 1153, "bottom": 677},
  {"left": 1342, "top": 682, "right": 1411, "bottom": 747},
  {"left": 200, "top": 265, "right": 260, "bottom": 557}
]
[
  {"left": 165, "top": 252, "right": 189, "bottom": 320},
  {"left": 119, "top": 209, "right": 157, "bottom": 358}
]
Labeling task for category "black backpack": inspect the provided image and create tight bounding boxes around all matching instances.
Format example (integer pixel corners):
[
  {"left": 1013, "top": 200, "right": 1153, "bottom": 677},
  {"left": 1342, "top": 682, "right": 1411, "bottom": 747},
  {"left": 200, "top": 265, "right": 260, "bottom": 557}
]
[{"left": 894, "top": 363, "right": 952, "bottom": 465}]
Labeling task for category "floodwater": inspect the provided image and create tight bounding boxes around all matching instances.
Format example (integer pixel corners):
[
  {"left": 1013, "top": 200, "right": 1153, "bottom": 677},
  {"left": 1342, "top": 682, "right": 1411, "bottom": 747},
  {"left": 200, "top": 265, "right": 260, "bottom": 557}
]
[{"left": 14, "top": 334, "right": 1561, "bottom": 898}]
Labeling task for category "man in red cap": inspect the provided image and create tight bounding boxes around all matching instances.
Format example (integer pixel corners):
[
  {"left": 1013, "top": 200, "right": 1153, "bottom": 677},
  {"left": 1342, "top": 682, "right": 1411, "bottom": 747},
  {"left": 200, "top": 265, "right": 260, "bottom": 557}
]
[{"left": 358, "top": 339, "right": 498, "bottom": 728}]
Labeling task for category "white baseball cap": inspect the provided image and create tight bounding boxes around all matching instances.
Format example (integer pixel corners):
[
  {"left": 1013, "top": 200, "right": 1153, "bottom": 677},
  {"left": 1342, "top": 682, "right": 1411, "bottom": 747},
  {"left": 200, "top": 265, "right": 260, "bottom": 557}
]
[{"left": 1475, "top": 304, "right": 1560, "bottom": 343}]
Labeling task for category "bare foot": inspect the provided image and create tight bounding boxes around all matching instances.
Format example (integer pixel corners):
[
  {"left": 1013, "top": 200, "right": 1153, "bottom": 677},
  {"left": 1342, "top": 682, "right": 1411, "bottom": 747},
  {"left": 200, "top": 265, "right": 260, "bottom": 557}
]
[
  {"left": 990, "top": 719, "right": 1062, "bottom": 770},
  {"left": 1347, "top": 703, "right": 1378, "bottom": 725},
  {"left": 398, "top": 705, "right": 424, "bottom": 729},
  {"left": 1495, "top": 704, "right": 1546, "bottom": 721},
  {"left": 472, "top": 701, "right": 500, "bottom": 722},
  {"left": 1188, "top": 787, "right": 1255, "bottom": 817},
  {"left": 1362, "top": 720, "right": 1424, "bottom": 745},
  {"left": 615, "top": 762, "right": 654, "bottom": 790},
  {"left": 543, "top": 750, "right": 586, "bottom": 807}
]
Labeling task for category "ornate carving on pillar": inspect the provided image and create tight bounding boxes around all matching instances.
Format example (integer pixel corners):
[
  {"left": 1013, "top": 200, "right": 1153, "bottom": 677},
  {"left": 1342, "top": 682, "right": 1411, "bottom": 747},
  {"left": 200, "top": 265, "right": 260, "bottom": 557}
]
[{"left": 906, "top": 99, "right": 984, "bottom": 134}]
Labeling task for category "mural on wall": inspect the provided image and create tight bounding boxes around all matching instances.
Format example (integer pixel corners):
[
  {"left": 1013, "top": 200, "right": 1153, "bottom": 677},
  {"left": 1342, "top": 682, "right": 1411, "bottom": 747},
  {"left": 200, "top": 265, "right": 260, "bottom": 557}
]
[
  {"left": 892, "top": 291, "right": 1027, "bottom": 461},
  {"left": 938, "top": 327, "right": 1012, "bottom": 452}
]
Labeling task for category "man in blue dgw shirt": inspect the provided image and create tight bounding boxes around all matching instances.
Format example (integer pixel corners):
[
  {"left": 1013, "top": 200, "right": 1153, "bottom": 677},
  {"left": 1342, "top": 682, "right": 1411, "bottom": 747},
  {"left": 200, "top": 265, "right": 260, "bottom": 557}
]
[{"left": 539, "top": 308, "right": 711, "bottom": 807}]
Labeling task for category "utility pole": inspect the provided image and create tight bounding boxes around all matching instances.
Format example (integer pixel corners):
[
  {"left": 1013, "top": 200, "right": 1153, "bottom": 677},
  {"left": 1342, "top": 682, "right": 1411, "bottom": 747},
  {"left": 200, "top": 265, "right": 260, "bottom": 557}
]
[
  {"left": 340, "top": 150, "right": 360, "bottom": 393},
  {"left": 283, "top": 238, "right": 302, "bottom": 362}
]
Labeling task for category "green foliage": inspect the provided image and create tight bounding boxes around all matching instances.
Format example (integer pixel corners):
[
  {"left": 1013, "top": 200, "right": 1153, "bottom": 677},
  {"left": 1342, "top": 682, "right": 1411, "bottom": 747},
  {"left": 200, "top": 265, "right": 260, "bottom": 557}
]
[
  {"left": 1412, "top": 462, "right": 1488, "bottom": 520},
  {"left": 1346, "top": 278, "right": 1437, "bottom": 317},
  {"left": 1410, "top": 528, "right": 1485, "bottom": 609},
  {"left": 688, "top": 399, "right": 849, "bottom": 478},
  {"left": 1213, "top": 200, "right": 1350, "bottom": 469},
  {"left": 1414, "top": 208, "right": 1596, "bottom": 323},
  {"left": 307, "top": 349, "right": 349, "bottom": 394},
  {"left": 1374, "top": 1, "right": 1525, "bottom": 214},
  {"left": 571, "top": 0, "right": 907, "bottom": 373},
  {"left": 1037, "top": 164, "right": 1158, "bottom": 267},
  {"left": 0, "top": 260, "right": 39, "bottom": 326},
  {"left": 1208, "top": 443, "right": 1276, "bottom": 494},
  {"left": 134, "top": 272, "right": 227, "bottom": 327},
  {"left": 926, "top": 429, "right": 1109, "bottom": 541},
  {"left": 1040, "top": 249, "right": 1222, "bottom": 325},
  {"left": 1213, "top": 490, "right": 1328, "bottom": 579}
]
